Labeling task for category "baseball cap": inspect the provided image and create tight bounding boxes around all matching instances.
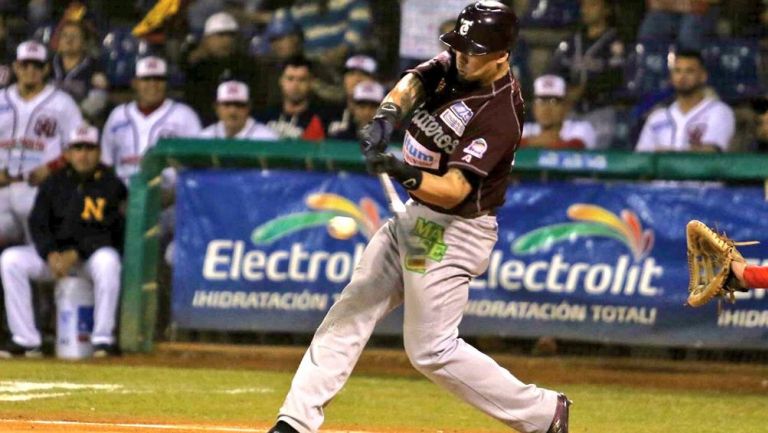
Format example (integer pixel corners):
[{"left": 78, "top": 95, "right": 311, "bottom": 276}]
[
  {"left": 533, "top": 75, "right": 566, "bottom": 99},
  {"left": 204, "top": 12, "right": 239, "bottom": 36},
  {"left": 16, "top": 40, "right": 47, "bottom": 63},
  {"left": 135, "top": 56, "right": 168, "bottom": 79},
  {"left": 68, "top": 124, "right": 99, "bottom": 148},
  {"left": 264, "top": 18, "right": 301, "bottom": 41},
  {"left": 344, "top": 55, "right": 377, "bottom": 75},
  {"left": 217, "top": 80, "right": 249, "bottom": 103},
  {"left": 352, "top": 81, "right": 384, "bottom": 104}
]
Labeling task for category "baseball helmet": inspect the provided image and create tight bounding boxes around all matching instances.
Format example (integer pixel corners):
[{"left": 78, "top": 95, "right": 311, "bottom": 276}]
[{"left": 440, "top": 1, "right": 519, "bottom": 55}]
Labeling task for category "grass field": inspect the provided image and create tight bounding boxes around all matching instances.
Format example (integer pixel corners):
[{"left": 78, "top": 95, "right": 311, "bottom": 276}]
[{"left": 1, "top": 351, "right": 767, "bottom": 433}]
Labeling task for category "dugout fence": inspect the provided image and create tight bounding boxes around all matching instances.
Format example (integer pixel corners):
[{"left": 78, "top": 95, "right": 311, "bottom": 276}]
[{"left": 119, "top": 139, "right": 768, "bottom": 353}]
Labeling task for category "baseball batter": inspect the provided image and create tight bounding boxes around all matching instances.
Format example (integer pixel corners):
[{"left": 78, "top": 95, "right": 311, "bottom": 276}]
[
  {"left": 268, "top": 3, "right": 569, "bottom": 433},
  {"left": 0, "top": 40, "right": 83, "bottom": 245},
  {"left": 101, "top": 56, "right": 202, "bottom": 187}
]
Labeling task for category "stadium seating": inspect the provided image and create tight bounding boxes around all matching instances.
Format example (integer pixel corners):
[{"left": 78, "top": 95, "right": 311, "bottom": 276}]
[
  {"left": 521, "top": 0, "right": 580, "bottom": 28},
  {"left": 702, "top": 38, "right": 762, "bottom": 102},
  {"left": 622, "top": 40, "right": 674, "bottom": 100}
]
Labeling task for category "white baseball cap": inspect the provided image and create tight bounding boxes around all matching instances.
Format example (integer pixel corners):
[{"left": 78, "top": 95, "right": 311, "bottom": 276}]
[
  {"left": 135, "top": 56, "right": 167, "bottom": 79},
  {"left": 16, "top": 40, "right": 47, "bottom": 63},
  {"left": 204, "top": 12, "right": 239, "bottom": 36},
  {"left": 68, "top": 124, "right": 99, "bottom": 147},
  {"left": 533, "top": 75, "right": 566, "bottom": 99},
  {"left": 344, "top": 55, "right": 377, "bottom": 75},
  {"left": 217, "top": 80, "right": 249, "bottom": 103},
  {"left": 352, "top": 81, "right": 384, "bottom": 104}
]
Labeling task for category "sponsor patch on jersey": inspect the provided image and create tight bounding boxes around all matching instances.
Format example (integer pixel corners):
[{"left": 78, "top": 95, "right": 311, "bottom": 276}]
[
  {"left": 403, "top": 131, "right": 440, "bottom": 170},
  {"left": 463, "top": 138, "right": 487, "bottom": 159},
  {"left": 439, "top": 102, "right": 473, "bottom": 136}
]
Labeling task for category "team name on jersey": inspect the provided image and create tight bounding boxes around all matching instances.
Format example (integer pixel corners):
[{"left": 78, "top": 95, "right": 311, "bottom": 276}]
[
  {"left": 410, "top": 108, "right": 459, "bottom": 154},
  {"left": 0, "top": 138, "right": 45, "bottom": 151}
]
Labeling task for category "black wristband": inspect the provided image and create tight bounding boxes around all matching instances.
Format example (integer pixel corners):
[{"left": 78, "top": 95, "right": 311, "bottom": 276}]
[
  {"left": 374, "top": 101, "right": 402, "bottom": 124},
  {"left": 389, "top": 162, "right": 423, "bottom": 190}
]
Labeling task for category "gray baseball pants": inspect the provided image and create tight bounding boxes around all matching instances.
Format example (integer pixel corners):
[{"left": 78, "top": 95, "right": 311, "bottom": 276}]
[{"left": 277, "top": 202, "right": 559, "bottom": 433}]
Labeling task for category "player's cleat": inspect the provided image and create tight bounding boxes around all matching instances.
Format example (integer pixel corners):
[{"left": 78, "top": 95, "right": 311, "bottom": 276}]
[
  {"left": 267, "top": 420, "right": 299, "bottom": 433},
  {"left": 546, "top": 393, "right": 571, "bottom": 433},
  {"left": 0, "top": 340, "right": 42, "bottom": 358},
  {"left": 92, "top": 344, "right": 121, "bottom": 358}
]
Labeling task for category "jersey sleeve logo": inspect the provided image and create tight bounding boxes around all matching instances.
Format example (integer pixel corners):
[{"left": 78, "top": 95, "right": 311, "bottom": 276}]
[
  {"left": 403, "top": 131, "right": 441, "bottom": 170},
  {"left": 463, "top": 137, "right": 487, "bottom": 159},
  {"left": 439, "top": 102, "right": 473, "bottom": 137}
]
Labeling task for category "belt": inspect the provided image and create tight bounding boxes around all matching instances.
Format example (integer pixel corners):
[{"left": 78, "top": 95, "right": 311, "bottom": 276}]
[
  {"left": 409, "top": 200, "right": 496, "bottom": 218},
  {"left": 465, "top": 209, "right": 496, "bottom": 218}
]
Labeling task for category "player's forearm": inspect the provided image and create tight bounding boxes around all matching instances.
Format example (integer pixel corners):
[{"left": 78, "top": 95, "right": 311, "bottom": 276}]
[
  {"left": 410, "top": 168, "right": 472, "bottom": 209},
  {"left": 381, "top": 73, "right": 425, "bottom": 120}
]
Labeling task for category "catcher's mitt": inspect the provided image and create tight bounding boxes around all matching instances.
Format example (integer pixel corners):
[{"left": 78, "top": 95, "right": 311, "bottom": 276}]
[{"left": 686, "top": 220, "right": 758, "bottom": 308}]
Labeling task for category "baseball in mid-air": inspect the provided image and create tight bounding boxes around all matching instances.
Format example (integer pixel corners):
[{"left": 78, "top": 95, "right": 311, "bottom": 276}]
[{"left": 328, "top": 216, "right": 358, "bottom": 240}]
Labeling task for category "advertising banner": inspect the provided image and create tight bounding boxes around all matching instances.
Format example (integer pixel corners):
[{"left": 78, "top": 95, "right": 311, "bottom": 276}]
[{"left": 173, "top": 170, "right": 768, "bottom": 349}]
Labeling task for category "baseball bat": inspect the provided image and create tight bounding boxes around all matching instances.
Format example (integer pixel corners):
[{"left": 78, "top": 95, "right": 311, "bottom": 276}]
[{"left": 378, "top": 172, "right": 406, "bottom": 217}]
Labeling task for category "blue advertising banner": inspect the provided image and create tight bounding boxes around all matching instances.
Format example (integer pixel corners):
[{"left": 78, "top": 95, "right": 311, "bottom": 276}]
[{"left": 173, "top": 170, "right": 768, "bottom": 349}]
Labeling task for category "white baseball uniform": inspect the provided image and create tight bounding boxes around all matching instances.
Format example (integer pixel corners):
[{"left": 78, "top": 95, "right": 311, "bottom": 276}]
[
  {"left": 0, "top": 83, "right": 82, "bottom": 243},
  {"left": 199, "top": 117, "right": 278, "bottom": 140},
  {"left": 635, "top": 96, "right": 735, "bottom": 152},
  {"left": 522, "top": 119, "right": 598, "bottom": 149},
  {"left": 101, "top": 99, "right": 202, "bottom": 185},
  {"left": 1, "top": 245, "right": 121, "bottom": 347}
]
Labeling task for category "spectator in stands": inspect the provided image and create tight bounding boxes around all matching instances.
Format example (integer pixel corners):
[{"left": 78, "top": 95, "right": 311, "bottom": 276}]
[
  {"left": 0, "top": 124, "right": 126, "bottom": 358},
  {"left": 183, "top": 12, "right": 261, "bottom": 126},
  {"left": 637, "top": 0, "right": 719, "bottom": 51},
  {"left": 329, "top": 80, "right": 384, "bottom": 141},
  {"left": 257, "top": 56, "right": 328, "bottom": 141},
  {"left": 521, "top": 75, "right": 597, "bottom": 150},
  {"left": 635, "top": 50, "right": 734, "bottom": 152},
  {"left": 200, "top": 80, "right": 278, "bottom": 140},
  {"left": 263, "top": 16, "right": 303, "bottom": 60},
  {"left": 251, "top": 17, "right": 304, "bottom": 112},
  {"left": 327, "top": 54, "right": 377, "bottom": 138},
  {"left": 102, "top": 56, "right": 202, "bottom": 186},
  {"left": 269, "top": 0, "right": 371, "bottom": 69},
  {"left": 749, "top": 97, "right": 768, "bottom": 153},
  {"left": 268, "top": 0, "right": 372, "bottom": 104},
  {"left": 549, "top": 0, "right": 624, "bottom": 149},
  {"left": 51, "top": 20, "right": 109, "bottom": 123},
  {"left": 0, "top": 14, "right": 14, "bottom": 88}
]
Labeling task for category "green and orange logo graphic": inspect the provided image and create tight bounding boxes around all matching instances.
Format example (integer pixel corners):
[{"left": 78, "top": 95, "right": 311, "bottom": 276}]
[
  {"left": 513, "top": 204, "right": 654, "bottom": 261},
  {"left": 250, "top": 193, "right": 383, "bottom": 244}
]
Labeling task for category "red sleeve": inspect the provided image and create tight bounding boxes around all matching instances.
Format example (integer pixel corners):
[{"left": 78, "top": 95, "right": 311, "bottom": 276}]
[
  {"left": 301, "top": 115, "right": 326, "bottom": 141},
  {"left": 743, "top": 266, "right": 768, "bottom": 289}
]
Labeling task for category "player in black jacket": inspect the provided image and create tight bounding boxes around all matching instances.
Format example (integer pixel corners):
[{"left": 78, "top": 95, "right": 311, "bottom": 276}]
[{"left": 0, "top": 125, "right": 127, "bottom": 358}]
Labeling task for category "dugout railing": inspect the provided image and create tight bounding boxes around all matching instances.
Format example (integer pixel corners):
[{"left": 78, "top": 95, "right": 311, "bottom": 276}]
[{"left": 119, "top": 139, "right": 768, "bottom": 352}]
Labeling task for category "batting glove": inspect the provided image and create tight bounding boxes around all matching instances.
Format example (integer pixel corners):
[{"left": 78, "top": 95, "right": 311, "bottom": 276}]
[
  {"left": 365, "top": 151, "right": 423, "bottom": 190},
  {"left": 360, "top": 102, "right": 401, "bottom": 154}
]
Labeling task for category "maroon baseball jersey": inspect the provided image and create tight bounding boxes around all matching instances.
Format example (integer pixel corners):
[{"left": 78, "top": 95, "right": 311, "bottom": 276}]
[{"left": 404, "top": 50, "right": 524, "bottom": 217}]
